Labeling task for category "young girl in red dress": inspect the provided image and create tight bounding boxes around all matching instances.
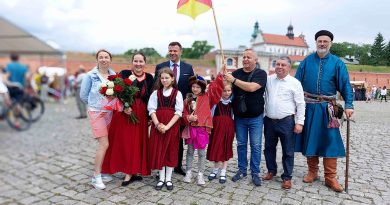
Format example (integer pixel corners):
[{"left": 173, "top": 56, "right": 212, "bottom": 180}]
[
  {"left": 206, "top": 81, "right": 235, "bottom": 184},
  {"left": 102, "top": 53, "right": 154, "bottom": 186},
  {"left": 147, "top": 68, "right": 183, "bottom": 191},
  {"left": 182, "top": 73, "right": 224, "bottom": 185}
]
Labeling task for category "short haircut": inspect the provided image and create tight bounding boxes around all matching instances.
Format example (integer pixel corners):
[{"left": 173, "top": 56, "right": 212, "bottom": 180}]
[
  {"left": 243, "top": 48, "right": 258, "bottom": 59},
  {"left": 168, "top": 42, "right": 182, "bottom": 50},
  {"left": 277, "top": 56, "right": 292, "bottom": 65},
  {"left": 10, "top": 53, "right": 19, "bottom": 61}
]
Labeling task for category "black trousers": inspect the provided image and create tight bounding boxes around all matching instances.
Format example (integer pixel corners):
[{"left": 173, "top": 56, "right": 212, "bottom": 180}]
[{"left": 176, "top": 126, "right": 185, "bottom": 169}]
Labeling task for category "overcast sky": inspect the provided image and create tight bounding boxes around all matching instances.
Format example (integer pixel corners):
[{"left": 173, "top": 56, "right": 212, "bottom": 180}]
[{"left": 1, "top": 0, "right": 389, "bottom": 56}]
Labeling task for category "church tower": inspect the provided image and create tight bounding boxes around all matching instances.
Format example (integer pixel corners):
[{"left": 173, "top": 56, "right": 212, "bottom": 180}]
[{"left": 286, "top": 23, "right": 294, "bottom": 39}]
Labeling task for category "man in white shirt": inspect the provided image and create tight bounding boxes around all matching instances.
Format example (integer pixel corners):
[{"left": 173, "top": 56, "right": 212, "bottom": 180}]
[{"left": 262, "top": 56, "right": 305, "bottom": 189}]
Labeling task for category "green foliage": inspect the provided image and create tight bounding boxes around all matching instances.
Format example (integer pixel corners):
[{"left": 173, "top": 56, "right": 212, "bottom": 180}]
[
  {"left": 330, "top": 42, "right": 371, "bottom": 61},
  {"left": 384, "top": 41, "right": 390, "bottom": 66},
  {"left": 182, "top": 40, "right": 214, "bottom": 59},
  {"left": 124, "top": 47, "right": 161, "bottom": 58},
  {"left": 370, "top": 33, "right": 386, "bottom": 65}
]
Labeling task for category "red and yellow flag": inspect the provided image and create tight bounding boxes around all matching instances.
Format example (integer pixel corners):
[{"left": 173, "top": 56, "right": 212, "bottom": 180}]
[{"left": 177, "top": 0, "right": 212, "bottom": 20}]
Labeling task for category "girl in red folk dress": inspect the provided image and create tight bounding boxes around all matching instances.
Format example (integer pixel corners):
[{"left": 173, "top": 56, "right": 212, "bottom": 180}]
[
  {"left": 206, "top": 81, "right": 235, "bottom": 184},
  {"left": 182, "top": 72, "right": 225, "bottom": 186},
  {"left": 147, "top": 68, "right": 183, "bottom": 191},
  {"left": 102, "top": 53, "right": 154, "bottom": 186}
]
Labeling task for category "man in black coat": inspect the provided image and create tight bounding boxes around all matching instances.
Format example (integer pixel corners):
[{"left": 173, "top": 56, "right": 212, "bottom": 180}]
[{"left": 154, "top": 41, "right": 194, "bottom": 175}]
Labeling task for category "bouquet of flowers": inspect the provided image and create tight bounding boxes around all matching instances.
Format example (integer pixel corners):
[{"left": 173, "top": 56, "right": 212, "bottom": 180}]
[{"left": 100, "top": 73, "right": 140, "bottom": 124}]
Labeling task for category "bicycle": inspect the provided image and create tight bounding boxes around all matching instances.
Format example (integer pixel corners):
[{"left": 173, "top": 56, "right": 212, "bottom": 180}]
[
  {"left": 23, "top": 90, "right": 45, "bottom": 122},
  {"left": 0, "top": 96, "right": 32, "bottom": 131}
]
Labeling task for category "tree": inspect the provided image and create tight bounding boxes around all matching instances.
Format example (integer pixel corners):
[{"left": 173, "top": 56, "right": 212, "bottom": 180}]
[
  {"left": 124, "top": 47, "right": 161, "bottom": 58},
  {"left": 370, "top": 33, "right": 386, "bottom": 65},
  {"left": 330, "top": 42, "right": 349, "bottom": 57},
  {"left": 384, "top": 41, "right": 390, "bottom": 66},
  {"left": 181, "top": 40, "right": 214, "bottom": 59}
]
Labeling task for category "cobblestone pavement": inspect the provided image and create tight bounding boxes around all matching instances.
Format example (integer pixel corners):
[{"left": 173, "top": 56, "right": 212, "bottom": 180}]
[{"left": 0, "top": 98, "right": 389, "bottom": 205}]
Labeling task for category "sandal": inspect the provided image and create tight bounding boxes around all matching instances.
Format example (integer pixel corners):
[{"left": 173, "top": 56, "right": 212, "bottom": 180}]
[
  {"left": 208, "top": 172, "right": 217, "bottom": 181},
  {"left": 155, "top": 181, "right": 165, "bottom": 190},
  {"left": 166, "top": 181, "right": 174, "bottom": 191},
  {"left": 219, "top": 175, "right": 227, "bottom": 184}
]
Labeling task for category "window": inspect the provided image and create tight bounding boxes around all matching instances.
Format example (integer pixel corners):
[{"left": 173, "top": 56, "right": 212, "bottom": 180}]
[
  {"left": 272, "top": 60, "right": 277, "bottom": 67},
  {"left": 227, "top": 58, "right": 233, "bottom": 66}
]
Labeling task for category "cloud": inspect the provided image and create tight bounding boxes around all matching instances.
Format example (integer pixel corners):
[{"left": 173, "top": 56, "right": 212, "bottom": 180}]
[{"left": 1, "top": 0, "right": 389, "bottom": 55}]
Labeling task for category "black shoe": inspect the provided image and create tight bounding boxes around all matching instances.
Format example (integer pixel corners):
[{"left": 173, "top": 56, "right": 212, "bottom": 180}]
[
  {"left": 121, "top": 179, "right": 131, "bottom": 187},
  {"left": 166, "top": 181, "right": 173, "bottom": 191},
  {"left": 130, "top": 175, "right": 143, "bottom": 182},
  {"left": 155, "top": 181, "right": 165, "bottom": 190},
  {"left": 174, "top": 168, "right": 186, "bottom": 176}
]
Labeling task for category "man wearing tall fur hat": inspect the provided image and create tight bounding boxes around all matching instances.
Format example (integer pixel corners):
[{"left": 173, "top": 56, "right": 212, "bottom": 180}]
[{"left": 294, "top": 30, "right": 354, "bottom": 192}]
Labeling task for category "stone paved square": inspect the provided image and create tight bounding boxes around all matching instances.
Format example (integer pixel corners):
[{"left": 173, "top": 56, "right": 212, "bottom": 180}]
[{"left": 0, "top": 99, "right": 389, "bottom": 204}]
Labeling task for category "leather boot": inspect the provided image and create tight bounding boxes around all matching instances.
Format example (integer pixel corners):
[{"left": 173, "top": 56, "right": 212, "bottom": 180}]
[
  {"left": 323, "top": 158, "right": 343, "bottom": 192},
  {"left": 303, "top": 157, "right": 319, "bottom": 183}
]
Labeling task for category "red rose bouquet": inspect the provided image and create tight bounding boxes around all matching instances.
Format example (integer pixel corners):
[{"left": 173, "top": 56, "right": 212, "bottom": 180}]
[{"left": 100, "top": 73, "right": 139, "bottom": 124}]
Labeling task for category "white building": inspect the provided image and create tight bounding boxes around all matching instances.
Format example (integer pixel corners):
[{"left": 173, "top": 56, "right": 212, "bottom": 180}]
[{"left": 216, "top": 21, "right": 309, "bottom": 73}]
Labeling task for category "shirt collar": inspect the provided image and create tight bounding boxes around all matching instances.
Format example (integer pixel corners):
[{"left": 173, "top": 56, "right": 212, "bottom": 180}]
[
  {"left": 276, "top": 74, "right": 290, "bottom": 81},
  {"left": 170, "top": 61, "right": 180, "bottom": 67}
]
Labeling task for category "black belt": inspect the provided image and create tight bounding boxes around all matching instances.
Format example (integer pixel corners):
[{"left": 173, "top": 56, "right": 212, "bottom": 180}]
[{"left": 266, "top": 115, "right": 294, "bottom": 123}]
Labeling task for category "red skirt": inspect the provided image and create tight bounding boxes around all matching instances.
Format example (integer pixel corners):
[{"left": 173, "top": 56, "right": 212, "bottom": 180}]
[
  {"left": 148, "top": 108, "right": 180, "bottom": 170},
  {"left": 207, "top": 116, "right": 235, "bottom": 162},
  {"left": 102, "top": 98, "right": 150, "bottom": 176}
]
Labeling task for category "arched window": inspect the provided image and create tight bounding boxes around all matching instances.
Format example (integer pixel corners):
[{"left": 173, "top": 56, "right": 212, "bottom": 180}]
[{"left": 227, "top": 58, "right": 233, "bottom": 66}]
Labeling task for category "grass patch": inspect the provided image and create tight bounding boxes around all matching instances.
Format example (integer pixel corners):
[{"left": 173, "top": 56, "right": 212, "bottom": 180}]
[{"left": 346, "top": 64, "right": 390, "bottom": 73}]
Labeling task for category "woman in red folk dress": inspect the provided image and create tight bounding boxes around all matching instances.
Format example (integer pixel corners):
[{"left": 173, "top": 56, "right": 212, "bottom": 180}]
[
  {"left": 147, "top": 68, "right": 183, "bottom": 191},
  {"left": 206, "top": 81, "right": 235, "bottom": 184},
  {"left": 102, "top": 53, "right": 154, "bottom": 186}
]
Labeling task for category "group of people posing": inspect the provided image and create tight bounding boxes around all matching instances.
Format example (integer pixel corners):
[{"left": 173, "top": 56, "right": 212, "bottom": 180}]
[{"left": 80, "top": 30, "right": 354, "bottom": 193}]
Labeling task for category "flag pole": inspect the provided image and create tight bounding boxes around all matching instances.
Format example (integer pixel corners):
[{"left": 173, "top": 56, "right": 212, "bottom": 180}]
[{"left": 211, "top": 4, "right": 225, "bottom": 73}]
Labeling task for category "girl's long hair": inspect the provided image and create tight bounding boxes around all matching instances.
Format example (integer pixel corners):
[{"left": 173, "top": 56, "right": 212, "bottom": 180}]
[{"left": 153, "top": 67, "right": 178, "bottom": 90}]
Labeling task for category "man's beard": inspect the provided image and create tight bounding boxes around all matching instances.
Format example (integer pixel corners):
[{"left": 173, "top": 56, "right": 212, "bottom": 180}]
[{"left": 317, "top": 47, "right": 329, "bottom": 54}]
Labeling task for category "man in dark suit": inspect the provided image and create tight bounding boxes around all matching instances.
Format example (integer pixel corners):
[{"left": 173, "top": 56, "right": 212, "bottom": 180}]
[{"left": 155, "top": 41, "right": 194, "bottom": 176}]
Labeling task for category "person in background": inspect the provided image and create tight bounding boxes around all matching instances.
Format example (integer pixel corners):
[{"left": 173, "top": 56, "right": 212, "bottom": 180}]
[
  {"left": 75, "top": 66, "right": 87, "bottom": 119},
  {"left": 80, "top": 49, "right": 116, "bottom": 190},
  {"left": 5, "top": 53, "right": 28, "bottom": 88},
  {"left": 40, "top": 72, "right": 49, "bottom": 102},
  {"left": 380, "top": 86, "right": 387, "bottom": 102}
]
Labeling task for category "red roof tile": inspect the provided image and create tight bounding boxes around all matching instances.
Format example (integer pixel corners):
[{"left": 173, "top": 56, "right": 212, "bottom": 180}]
[
  {"left": 288, "top": 55, "right": 306, "bottom": 62},
  {"left": 259, "top": 33, "right": 308, "bottom": 47}
]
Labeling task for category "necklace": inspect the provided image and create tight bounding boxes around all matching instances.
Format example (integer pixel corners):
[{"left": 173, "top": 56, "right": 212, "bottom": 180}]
[{"left": 133, "top": 72, "right": 144, "bottom": 77}]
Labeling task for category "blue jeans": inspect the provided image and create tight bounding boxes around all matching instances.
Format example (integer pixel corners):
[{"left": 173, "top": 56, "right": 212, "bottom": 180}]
[
  {"left": 235, "top": 114, "right": 264, "bottom": 175},
  {"left": 263, "top": 116, "right": 295, "bottom": 180}
]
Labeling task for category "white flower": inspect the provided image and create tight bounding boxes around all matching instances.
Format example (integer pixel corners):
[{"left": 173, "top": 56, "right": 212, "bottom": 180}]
[
  {"left": 191, "top": 100, "right": 197, "bottom": 110},
  {"left": 129, "top": 75, "right": 137, "bottom": 81},
  {"left": 106, "top": 81, "right": 114, "bottom": 88},
  {"left": 100, "top": 82, "right": 107, "bottom": 88},
  {"left": 105, "top": 88, "right": 114, "bottom": 96}
]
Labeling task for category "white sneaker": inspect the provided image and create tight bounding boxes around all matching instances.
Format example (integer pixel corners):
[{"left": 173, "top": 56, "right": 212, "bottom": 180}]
[
  {"left": 197, "top": 173, "right": 205, "bottom": 185},
  {"left": 91, "top": 174, "right": 106, "bottom": 190},
  {"left": 101, "top": 174, "right": 113, "bottom": 183},
  {"left": 183, "top": 170, "right": 192, "bottom": 183}
]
